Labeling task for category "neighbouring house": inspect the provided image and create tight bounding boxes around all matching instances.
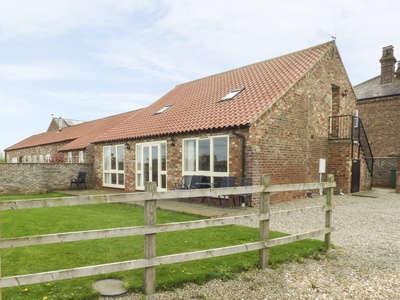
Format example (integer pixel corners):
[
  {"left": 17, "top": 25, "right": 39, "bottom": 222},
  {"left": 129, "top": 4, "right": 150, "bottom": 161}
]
[
  {"left": 5, "top": 110, "right": 140, "bottom": 164},
  {"left": 47, "top": 117, "right": 85, "bottom": 132},
  {"left": 354, "top": 45, "right": 400, "bottom": 188},
  {"left": 5, "top": 41, "right": 373, "bottom": 203}
]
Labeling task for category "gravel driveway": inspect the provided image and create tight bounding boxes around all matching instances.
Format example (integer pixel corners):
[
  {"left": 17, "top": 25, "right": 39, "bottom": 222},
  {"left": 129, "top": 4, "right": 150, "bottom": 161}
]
[{"left": 103, "top": 191, "right": 400, "bottom": 300}]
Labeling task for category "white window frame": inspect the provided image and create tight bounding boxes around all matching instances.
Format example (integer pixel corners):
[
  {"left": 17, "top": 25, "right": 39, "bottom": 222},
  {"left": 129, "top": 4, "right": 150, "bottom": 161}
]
[
  {"left": 219, "top": 88, "right": 244, "bottom": 102},
  {"left": 103, "top": 145, "right": 125, "bottom": 188},
  {"left": 67, "top": 151, "right": 72, "bottom": 163},
  {"left": 182, "top": 135, "right": 229, "bottom": 184},
  {"left": 79, "top": 151, "right": 84, "bottom": 163}
]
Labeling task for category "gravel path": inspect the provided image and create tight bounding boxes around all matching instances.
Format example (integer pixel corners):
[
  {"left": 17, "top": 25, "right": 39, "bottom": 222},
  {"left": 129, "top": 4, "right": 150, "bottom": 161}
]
[{"left": 102, "top": 192, "right": 400, "bottom": 300}]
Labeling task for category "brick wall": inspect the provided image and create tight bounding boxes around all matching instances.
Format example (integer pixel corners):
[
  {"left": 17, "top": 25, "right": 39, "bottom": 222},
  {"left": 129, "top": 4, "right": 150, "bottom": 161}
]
[
  {"left": 0, "top": 163, "right": 93, "bottom": 195},
  {"left": 245, "top": 45, "right": 358, "bottom": 201},
  {"left": 327, "top": 141, "right": 352, "bottom": 194},
  {"left": 357, "top": 96, "right": 400, "bottom": 188},
  {"left": 6, "top": 142, "right": 69, "bottom": 163},
  {"left": 5, "top": 142, "right": 94, "bottom": 164},
  {"left": 373, "top": 157, "right": 397, "bottom": 187},
  {"left": 357, "top": 96, "right": 400, "bottom": 158}
]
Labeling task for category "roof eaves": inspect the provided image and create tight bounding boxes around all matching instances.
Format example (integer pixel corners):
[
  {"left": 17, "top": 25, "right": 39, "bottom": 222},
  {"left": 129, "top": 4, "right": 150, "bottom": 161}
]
[
  {"left": 357, "top": 92, "right": 400, "bottom": 102},
  {"left": 5, "top": 138, "right": 77, "bottom": 151}
]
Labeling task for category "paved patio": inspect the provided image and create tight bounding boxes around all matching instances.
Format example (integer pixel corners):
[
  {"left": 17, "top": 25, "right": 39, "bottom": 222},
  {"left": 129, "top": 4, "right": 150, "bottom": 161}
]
[
  {"left": 61, "top": 186, "right": 395, "bottom": 218},
  {"left": 60, "top": 188, "right": 257, "bottom": 218}
]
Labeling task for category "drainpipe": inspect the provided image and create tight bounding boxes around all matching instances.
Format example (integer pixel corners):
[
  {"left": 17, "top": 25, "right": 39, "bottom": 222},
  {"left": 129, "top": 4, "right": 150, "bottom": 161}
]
[{"left": 232, "top": 131, "right": 245, "bottom": 178}]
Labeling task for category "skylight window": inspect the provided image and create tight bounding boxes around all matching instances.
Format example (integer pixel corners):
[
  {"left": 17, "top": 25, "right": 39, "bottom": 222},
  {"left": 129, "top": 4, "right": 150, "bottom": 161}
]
[
  {"left": 154, "top": 104, "right": 173, "bottom": 115},
  {"left": 219, "top": 88, "right": 245, "bottom": 102}
]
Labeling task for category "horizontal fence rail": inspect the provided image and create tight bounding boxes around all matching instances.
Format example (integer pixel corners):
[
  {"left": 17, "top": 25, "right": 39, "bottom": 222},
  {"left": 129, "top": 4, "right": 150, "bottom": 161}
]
[{"left": 0, "top": 174, "right": 335, "bottom": 297}]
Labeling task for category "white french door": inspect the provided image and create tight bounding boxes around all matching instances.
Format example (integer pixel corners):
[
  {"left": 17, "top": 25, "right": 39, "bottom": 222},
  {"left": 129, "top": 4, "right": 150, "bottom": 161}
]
[{"left": 136, "top": 141, "right": 166, "bottom": 191}]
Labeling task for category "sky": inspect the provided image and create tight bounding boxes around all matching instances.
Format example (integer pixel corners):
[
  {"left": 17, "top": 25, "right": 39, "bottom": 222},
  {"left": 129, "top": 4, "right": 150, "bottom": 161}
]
[{"left": 1, "top": 0, "right": 399, "bottom": 154}]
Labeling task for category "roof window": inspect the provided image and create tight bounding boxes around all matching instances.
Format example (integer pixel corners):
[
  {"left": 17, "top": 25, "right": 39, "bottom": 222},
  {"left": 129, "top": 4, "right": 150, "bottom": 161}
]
[
  {"left": 219, "top": 88, "right": 245, "bottom": 102},
  {"left": 154, "top": 104, "right": 173, "bottom": 115}
]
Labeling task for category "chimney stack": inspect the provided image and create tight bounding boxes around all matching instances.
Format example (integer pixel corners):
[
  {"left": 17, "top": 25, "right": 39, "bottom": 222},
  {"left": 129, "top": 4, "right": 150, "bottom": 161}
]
[{"left": 380, "top": 45, "right": 396, "bottom": 84}]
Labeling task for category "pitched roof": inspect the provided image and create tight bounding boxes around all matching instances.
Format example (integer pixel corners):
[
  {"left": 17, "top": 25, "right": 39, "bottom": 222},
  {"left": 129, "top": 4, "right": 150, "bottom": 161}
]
[
  {"left": 6, "top": 41, "right": 336, "bottom": 151},
  {"left": 355, "top": 76, "right": 400, "bottom": 100},
  {"left": 47, "top": 117, "right": 86, "bottom": 132},
  {"left": 95, "top": 41, "right": 335, "bottom": 143},
  {"left": 5, "top": 110, "right": 140, "bottom": 151}
]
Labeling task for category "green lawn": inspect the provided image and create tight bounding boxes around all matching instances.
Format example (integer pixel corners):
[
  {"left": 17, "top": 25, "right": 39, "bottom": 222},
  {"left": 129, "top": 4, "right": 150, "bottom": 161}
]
[
  {"left": 0, "top": 196, "right": 325, "bottom": 300},
  {"left": 0, "top": 192, "right": 72, "bottom": 202}
]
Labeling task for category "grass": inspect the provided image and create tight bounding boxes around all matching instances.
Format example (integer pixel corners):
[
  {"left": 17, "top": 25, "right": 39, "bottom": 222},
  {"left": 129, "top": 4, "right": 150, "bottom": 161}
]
[
  {"left": 0, "top": 192, "right": 72, "bottom": 201},
  {"left": 0, "top": 194, "right": 326, "bottom": 300}
]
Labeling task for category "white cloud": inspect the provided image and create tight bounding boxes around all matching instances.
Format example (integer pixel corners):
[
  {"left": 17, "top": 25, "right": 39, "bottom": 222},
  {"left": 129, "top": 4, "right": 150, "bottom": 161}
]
[
  {"left": 0, "top": 0, "right": 155, "bottom": 39},
  {"left": 2, "top": 0, "right": 400, "bottom": 153},
  {"left": 40, "top": 90, "right": 157, "bottom": 118},
  {"left": 0, "top": 60, "right": 85, "bottom": 81}
]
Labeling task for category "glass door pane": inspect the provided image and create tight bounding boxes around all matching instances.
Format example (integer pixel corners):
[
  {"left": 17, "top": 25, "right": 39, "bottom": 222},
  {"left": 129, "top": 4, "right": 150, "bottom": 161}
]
[
  {"left": 151, "top": 145, "right": 158, "bottom": 183},
  {"left": 143, "top": 146, "right": 150, "bottom": 187},
  {"left": 199, "top": 139, "right": 210, "bottom": 171}
]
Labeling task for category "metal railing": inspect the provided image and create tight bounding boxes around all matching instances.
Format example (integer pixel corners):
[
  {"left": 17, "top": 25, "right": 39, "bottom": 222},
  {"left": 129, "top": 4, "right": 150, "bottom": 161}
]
[{"left": 328, "top": 115, "right": 374, "bottom": 176}]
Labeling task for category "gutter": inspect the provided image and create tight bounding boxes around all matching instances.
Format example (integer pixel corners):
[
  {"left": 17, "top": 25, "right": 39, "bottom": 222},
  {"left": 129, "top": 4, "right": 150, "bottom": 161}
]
[{"left": 232, "top": 131, "right": 246, "bottom": 179}]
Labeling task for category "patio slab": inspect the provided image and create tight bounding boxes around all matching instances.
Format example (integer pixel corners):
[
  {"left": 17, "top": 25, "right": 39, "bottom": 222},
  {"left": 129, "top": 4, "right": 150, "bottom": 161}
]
[{"left": 93, "top": 278, "right": 127, "bottom": 297}]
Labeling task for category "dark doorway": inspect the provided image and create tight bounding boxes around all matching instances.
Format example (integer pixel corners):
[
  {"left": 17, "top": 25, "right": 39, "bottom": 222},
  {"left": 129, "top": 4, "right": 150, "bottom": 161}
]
[{"left": 351, "top": 159, "right": 361, "bottom": 193}]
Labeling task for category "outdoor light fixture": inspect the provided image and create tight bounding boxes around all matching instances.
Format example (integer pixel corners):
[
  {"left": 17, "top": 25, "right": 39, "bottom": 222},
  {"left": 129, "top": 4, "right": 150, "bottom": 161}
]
[
  {"left": 342, "top": 89, "right": 348, "bottom": 97},
  {"left": 125, "top": 142, "right": 131, "bottom": 150},
  {"left": 170, "top": 138, "right": 176, "bottom": 147}
]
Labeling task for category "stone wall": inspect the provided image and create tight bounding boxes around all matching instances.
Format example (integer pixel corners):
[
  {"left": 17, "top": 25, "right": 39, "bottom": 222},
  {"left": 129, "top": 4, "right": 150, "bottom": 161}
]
[{"left": 0, "top": 163, "right": 93, "bottom": 195}]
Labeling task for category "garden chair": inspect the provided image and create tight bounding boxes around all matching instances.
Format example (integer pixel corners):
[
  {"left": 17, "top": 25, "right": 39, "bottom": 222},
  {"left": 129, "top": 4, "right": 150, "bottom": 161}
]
[
  {"left": 70, "top": 171, "right": 87, "bottom": 189},
  {"left": 217, "top": 176, "right": 236, "bottom": 207},
  {"left": 175, "top": 175, "right": 204, "bottom": 202},
  {"left": 238, "top": 177, "right": 253, "bottom": 208}
]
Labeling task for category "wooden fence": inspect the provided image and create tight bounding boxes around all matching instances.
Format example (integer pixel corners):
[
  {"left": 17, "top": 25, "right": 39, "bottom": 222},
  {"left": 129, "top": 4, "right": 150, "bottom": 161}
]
[{"left": 0, "top": 174, "right": 335, "bottom": 297}]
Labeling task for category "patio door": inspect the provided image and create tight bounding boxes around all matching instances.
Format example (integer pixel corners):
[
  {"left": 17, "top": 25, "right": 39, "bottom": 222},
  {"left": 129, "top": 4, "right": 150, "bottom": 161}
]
[{"left": 136, "top": 142, "right": 166, "bottom": 191}]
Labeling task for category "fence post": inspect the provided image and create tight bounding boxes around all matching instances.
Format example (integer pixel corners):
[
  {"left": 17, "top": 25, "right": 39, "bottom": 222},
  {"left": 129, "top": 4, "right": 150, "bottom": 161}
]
[
  {"left": 259, "top": 175, "right": 270, "bottom": 269},
  {"left": 325, "top": 174, "right": 334, "bottom": 250},
  {"left": 144, "top": 181, "right": 157, "bottom": 295}
]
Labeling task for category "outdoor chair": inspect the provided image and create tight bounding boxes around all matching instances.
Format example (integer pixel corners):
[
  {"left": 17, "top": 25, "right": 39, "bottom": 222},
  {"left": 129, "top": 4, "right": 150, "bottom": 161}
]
[
  {"left": 175, "top": 175, "right": 204, "bottom": 202},
  {"left": 217, "top": 176, "right": 236, "bottom": 207},
  {"left": 175, "top": 175, "right": 205, "bottom": 190},
  {"left": 238, "top": 177, "right": 253, "bottom": 208},
  {"left": 70, "top": 171, "right": 87, "bottom": 189}
]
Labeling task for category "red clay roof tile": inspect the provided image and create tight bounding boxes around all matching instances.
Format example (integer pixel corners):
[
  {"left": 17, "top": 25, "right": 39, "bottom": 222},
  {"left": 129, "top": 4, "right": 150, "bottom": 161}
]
[
  {"left": 95, "top": 41, "right": 334, "bottom": 142},
  {"left": 5, "top": 110, "right": 140, "bottom": 151}
]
